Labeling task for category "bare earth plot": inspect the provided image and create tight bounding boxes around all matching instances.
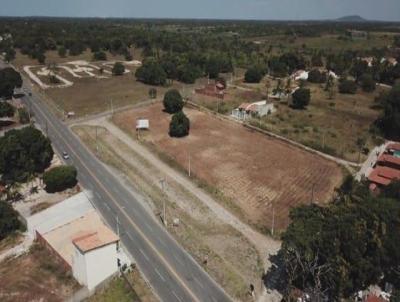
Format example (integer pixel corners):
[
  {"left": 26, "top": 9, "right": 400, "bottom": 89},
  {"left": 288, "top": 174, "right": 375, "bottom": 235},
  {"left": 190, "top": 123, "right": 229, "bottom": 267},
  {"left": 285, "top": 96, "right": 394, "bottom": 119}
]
[
  {"left": 113, "top": 102, "right": 344, "bottom": 232},
  {"left": 0, "top": 244, "right": 79, "bottom": 302}
]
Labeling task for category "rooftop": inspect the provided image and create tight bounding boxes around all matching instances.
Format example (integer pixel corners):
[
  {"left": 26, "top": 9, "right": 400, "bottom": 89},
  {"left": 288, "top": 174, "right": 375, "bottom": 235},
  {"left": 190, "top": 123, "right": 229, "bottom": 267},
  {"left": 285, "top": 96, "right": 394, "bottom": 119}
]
[
  {"left": 378, "top": 154, "right": 400, "bottom": 167},
  {"left": 387, "top": 143, "right": 400, "bottom": 152},
  {"left": 368, "top": 166, "right": 400, "bottom": 186},
  {"left": 42, "top": 210, "right": 119, "bottom": 265},
  {"left": 73, "top": 229, "right": 119, "bottom": 253}
]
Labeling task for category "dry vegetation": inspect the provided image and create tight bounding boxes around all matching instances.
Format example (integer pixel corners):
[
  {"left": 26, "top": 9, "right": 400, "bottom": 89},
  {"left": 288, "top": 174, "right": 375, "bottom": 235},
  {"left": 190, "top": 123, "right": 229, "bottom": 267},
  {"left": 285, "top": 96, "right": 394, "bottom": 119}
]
[
  {"left": 0, "top": 244, "right": 79, "bottom": 302},
  {"left": 86, "top": 268, "right": 157, "bottom": 302},
  {"left": 73, "top": 125, "right": 263, "bottom": 301},
  {"left": 192, "top": 77, "right": 385, "bottom": 162},
  {"left": 112, "top": 103, "right": 344, "bottom": 232}
]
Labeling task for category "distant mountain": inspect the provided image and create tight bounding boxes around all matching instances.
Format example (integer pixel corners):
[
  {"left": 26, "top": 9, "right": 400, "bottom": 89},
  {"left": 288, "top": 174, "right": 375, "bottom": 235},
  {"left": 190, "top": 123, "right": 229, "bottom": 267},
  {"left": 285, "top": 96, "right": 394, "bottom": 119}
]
[{"left": 336, "top": 15, "right": 367, "bottom": 22}]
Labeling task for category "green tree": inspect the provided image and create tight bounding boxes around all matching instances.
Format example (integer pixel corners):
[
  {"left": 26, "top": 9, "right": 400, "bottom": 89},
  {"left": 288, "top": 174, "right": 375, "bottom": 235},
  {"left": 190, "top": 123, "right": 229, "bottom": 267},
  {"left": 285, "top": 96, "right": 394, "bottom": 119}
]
[
  {"left": 0, "top": 102, "right": 15, "bottom": 117},
  {"left": 308, "top": 69, "right": 326, "bottom": 83},
  {"left": 135, "top": 60, "right": 167, "bottom": 86},
  {"left": 0, "top": 126, "right": 53, "bottom": 183},
  {"left": 93, "top": 51, "right": 107, "bottom": 61},
  {"left": 339, "top": 79, "right": 357, "bottom": 94},
  {"left": 0, "top": 68, "right": 22, "bottom": 99},
  {"left": 4, "top": 48, "right": 16, "bottom": 62},
  {"left": 43, "top": 165, "right": 78, "bottom": 193},
  {"left": 169, "top": 111, "right": 190, "bottom": 138},
  {"left": 244, "top": 67, "right": 263, "bottom": 83},
  {"left": 377, "top": 84, "right": 400, "bottom": 140},
  {"left": 0, "top": 201, "right": 22, "bottom": 240},
  {"left": 148, "top": 88, "right": 157, "bottom": 99},
  {"left": 292, "top": 88, "right": 311, "bottom": 109},
  {"left": 18, "top": 107, "right": 30, "bottom": 124},
  {"left": 163, "top": 89, "right": 184, "bottom": 114},
  {"left": 359, "top": 73, "right": 376, "bottom": 92},
  {"left": 57, "top": 46, "right": 67, "bottom": 58},
  {"left": 112, "top": 62, "right": 125, "bottom": 76}
]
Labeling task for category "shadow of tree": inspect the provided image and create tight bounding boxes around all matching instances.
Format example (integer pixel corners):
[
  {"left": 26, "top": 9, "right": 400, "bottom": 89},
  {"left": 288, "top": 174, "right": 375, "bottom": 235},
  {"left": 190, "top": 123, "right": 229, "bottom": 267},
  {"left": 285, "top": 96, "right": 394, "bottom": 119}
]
[{"left": 263, "top": 252, "right": 287, "bottom": 295}]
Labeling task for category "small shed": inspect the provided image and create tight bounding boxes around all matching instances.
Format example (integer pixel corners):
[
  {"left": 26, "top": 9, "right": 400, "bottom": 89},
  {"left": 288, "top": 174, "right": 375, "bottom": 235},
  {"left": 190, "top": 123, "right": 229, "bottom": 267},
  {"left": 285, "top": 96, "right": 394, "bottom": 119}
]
[{"left": 136, "top": 119, "right": 149, "bottom": 130}]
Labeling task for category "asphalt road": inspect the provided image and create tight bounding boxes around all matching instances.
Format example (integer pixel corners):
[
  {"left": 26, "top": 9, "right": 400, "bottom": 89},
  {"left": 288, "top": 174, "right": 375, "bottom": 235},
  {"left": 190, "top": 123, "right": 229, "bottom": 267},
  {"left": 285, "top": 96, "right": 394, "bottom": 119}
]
[{"left": 4, "top": 61, "right": 232, "bottom": 302}]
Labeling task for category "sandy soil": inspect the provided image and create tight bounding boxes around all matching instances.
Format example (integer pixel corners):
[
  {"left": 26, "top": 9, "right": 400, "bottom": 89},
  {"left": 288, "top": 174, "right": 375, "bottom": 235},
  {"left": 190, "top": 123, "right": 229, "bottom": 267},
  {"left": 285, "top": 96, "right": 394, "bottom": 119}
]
[{"left": 113, "top": 103, "right": 344, "bottom": 231}]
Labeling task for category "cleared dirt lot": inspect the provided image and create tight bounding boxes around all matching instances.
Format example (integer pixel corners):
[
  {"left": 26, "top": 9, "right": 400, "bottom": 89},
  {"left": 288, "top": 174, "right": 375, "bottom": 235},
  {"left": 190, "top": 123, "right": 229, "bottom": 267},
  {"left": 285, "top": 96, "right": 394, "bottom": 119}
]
[
  {"left": 0, "top": 244, "right": 78, "bottom": 302},
  {"left": 113, "top": 103, "right": 344, "bottom": 232}
]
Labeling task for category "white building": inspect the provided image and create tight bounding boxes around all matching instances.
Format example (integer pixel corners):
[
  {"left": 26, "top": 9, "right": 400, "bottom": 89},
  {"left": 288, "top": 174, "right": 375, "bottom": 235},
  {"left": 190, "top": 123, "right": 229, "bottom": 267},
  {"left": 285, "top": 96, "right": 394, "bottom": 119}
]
[
  {"left": 232, "top": 100, "right": 276, "bottom": 121},
  {"left": 291, "top": 70, "right": 309, "bottom": 81},
  {"left": 26, "top": 192, "right": 122, "bottom": 290},
  {"left": 72, "top": 228, "right": 119, "bottom": 290}
]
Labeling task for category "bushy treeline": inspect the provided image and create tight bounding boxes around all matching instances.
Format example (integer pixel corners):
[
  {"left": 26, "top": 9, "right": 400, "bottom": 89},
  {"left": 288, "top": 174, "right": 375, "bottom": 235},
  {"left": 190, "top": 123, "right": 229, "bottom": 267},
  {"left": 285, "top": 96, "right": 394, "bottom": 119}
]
[{"left": 278, "top": 177, "right": 400, "bottom": 301}]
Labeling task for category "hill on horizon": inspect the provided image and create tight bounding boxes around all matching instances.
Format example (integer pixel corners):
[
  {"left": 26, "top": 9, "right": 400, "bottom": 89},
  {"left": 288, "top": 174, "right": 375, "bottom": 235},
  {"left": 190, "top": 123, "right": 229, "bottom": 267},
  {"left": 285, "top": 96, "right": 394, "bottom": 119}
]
[{"left": 336, "top": 15, "right": 367, "bottom": 22}]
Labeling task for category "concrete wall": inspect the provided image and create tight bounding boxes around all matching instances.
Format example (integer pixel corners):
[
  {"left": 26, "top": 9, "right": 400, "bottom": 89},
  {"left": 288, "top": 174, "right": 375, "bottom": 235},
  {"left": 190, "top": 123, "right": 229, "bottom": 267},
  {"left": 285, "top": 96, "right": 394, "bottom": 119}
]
[{"left": 72, "top": 243, "right": 118, "bottom": 290}]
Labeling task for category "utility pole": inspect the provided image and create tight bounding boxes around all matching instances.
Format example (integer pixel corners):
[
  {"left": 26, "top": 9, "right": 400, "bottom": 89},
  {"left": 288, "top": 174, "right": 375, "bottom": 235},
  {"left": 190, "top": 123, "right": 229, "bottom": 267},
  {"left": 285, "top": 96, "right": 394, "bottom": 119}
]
[
  {"left": 116, "top": 215, "right": 120, "bottom": 237},
  {"left": 311, "top": 183, "right": 315, "bottom": 204},
  {"left": 271, "top": 205, "right": 275, "bottom": 236},
  {"left": 160, "top": 179, "right": 167, "bottom": 227},
  {"left": 45, "top": 120, "right": 48, "bottom": 136},
  {"left": 95, "top": 126, "right": 99, "bottom": 154},
  {"left": 110, "top": 99, "right": 114, "bottom": 116},
  {"left": 188, "top": 152, "right": 191, "bottom": 177}
]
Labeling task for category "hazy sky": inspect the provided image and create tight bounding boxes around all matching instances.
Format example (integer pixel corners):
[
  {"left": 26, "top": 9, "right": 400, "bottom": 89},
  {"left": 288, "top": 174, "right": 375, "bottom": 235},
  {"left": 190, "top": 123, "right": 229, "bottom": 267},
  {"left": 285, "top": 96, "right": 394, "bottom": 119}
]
[{"left": 1, "top": 0, "right": 400, "bottom": 21}]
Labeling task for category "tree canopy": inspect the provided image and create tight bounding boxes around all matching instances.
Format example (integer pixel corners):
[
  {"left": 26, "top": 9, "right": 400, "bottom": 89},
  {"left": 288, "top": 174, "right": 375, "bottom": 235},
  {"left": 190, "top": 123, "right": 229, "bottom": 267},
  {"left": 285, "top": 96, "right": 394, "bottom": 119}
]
[
  {"left": 279, "top": 178, "right": 400, "bottom": 301},
  {"left": 0, "top": 68, "right": 23, "bottom": 100},
  {"left": 0, "top": 102, "right": 15, "bottom": 118},
  {"left": 244, "top": 67, "right": 264, "bottom": 83},
  {"left": 169, "top": 111, "right": 190, "bottom": 138},
  {"left": 292, "top": 88, "right": 311, "bottom": 109},
  {"left": 376, "top": 84, "right": 400, "bottom": 140},
  {"left": 112, "top": 62, "right": 125, "bottom": 76},
  {"left": 135, "top": 60, "right": 167, "bottom": 86},
  {"left": 0, "top": 127, "right": 53, "bottom": 183},
  {"left": 43, "top": 165, "right": 78, "bottom": 193},
  {"left": 339, "top": 78, "right": 357, "bottom": 94},
  {"left": 0, "top": 201, "right": 22, "bottom": 240},
  {"left": 163, "top": 89, "right": 184, "bottom": 114}
]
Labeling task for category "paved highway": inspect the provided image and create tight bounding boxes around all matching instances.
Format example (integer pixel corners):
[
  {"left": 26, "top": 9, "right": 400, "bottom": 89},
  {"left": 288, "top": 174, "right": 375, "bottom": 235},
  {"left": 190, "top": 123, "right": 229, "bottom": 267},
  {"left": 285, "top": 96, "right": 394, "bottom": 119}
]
[{"left": 4, "top": 60, "right": 232, "bottom": 302}]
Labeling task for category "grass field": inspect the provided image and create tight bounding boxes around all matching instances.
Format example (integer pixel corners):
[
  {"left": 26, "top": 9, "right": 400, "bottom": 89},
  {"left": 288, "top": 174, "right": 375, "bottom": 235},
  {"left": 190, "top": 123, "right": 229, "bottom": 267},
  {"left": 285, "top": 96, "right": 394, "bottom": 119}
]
[{"left": 113, "top": 103, "right": 344, "bottom": 232}]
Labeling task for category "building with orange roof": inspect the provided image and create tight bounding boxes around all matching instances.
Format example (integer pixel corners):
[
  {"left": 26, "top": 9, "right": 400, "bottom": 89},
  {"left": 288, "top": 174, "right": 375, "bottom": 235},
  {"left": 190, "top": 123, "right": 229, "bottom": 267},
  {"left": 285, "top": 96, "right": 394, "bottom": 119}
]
[{"left": 28, "top": 193, "right": 121, "bottom": 290}]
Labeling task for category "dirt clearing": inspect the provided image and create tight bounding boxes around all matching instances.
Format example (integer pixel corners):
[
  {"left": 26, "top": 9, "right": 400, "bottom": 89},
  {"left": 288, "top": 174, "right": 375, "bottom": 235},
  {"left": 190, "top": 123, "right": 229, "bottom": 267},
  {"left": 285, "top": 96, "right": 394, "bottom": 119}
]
[
  {"left": 0, "top": 244, "right": 79, "bottom": 302},
  {"left": 113, "top": 102, "right": 344, "bottom": 232}
]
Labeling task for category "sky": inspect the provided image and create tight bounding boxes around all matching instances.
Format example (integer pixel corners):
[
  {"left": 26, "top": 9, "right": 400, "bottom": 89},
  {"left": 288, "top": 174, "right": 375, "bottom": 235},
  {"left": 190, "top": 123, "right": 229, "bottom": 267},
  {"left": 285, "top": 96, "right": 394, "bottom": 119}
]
[{"left": 1, "top": 0, "right": 400, "bottom": 21}]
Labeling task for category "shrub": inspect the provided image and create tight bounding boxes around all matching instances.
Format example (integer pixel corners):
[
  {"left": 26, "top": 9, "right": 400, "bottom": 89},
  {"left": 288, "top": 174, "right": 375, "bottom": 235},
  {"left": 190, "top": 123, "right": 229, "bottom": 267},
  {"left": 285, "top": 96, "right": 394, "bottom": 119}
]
[
  {"left": 339, "top": 79, "right": 357, "bottom": 94},
  {"left": 18, "top": 108, "right": 30, "bottom": 124},
  {"left": 93, "top": 51, "right": 107, "bottom": 61},
  {"left": 112, "top": 62, "right": 125, "bottom": 76},
  {"left": 308, "top": 69, "right": 326, "bottom": 83},
  {"left": 169, "top": 111, "right": 190, "bottom": 138},
  {"left": 0, "top": 201, "right": 21, "bottom": 240},
  {"left": 43, "top": 165, "right": 78, "bottom": 193},
  {"left": 244, "top": 67, "right": 263, "bottom": 83},
  {"left": 163, "top": 89, "right": 184, "bottom": 114},
  {"left": 0, "top": 102, "right": 15, "bottom": 117},
  {"left": 359, "top": 73, "right": 376, "bottom": 92},
  {"left": 292, "top": 88, "right": 311, "bottom": 109}
]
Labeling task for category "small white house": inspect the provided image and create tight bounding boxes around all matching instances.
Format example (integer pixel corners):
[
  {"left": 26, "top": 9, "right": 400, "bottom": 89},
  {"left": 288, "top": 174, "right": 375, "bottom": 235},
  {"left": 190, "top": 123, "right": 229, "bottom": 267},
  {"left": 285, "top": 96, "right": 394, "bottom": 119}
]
[
  {"left": 232, "top": 101, "right": 275, "bottom": 121},
  {"left": 72, "top": 230, "right": 119, "bottom": 290}
]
